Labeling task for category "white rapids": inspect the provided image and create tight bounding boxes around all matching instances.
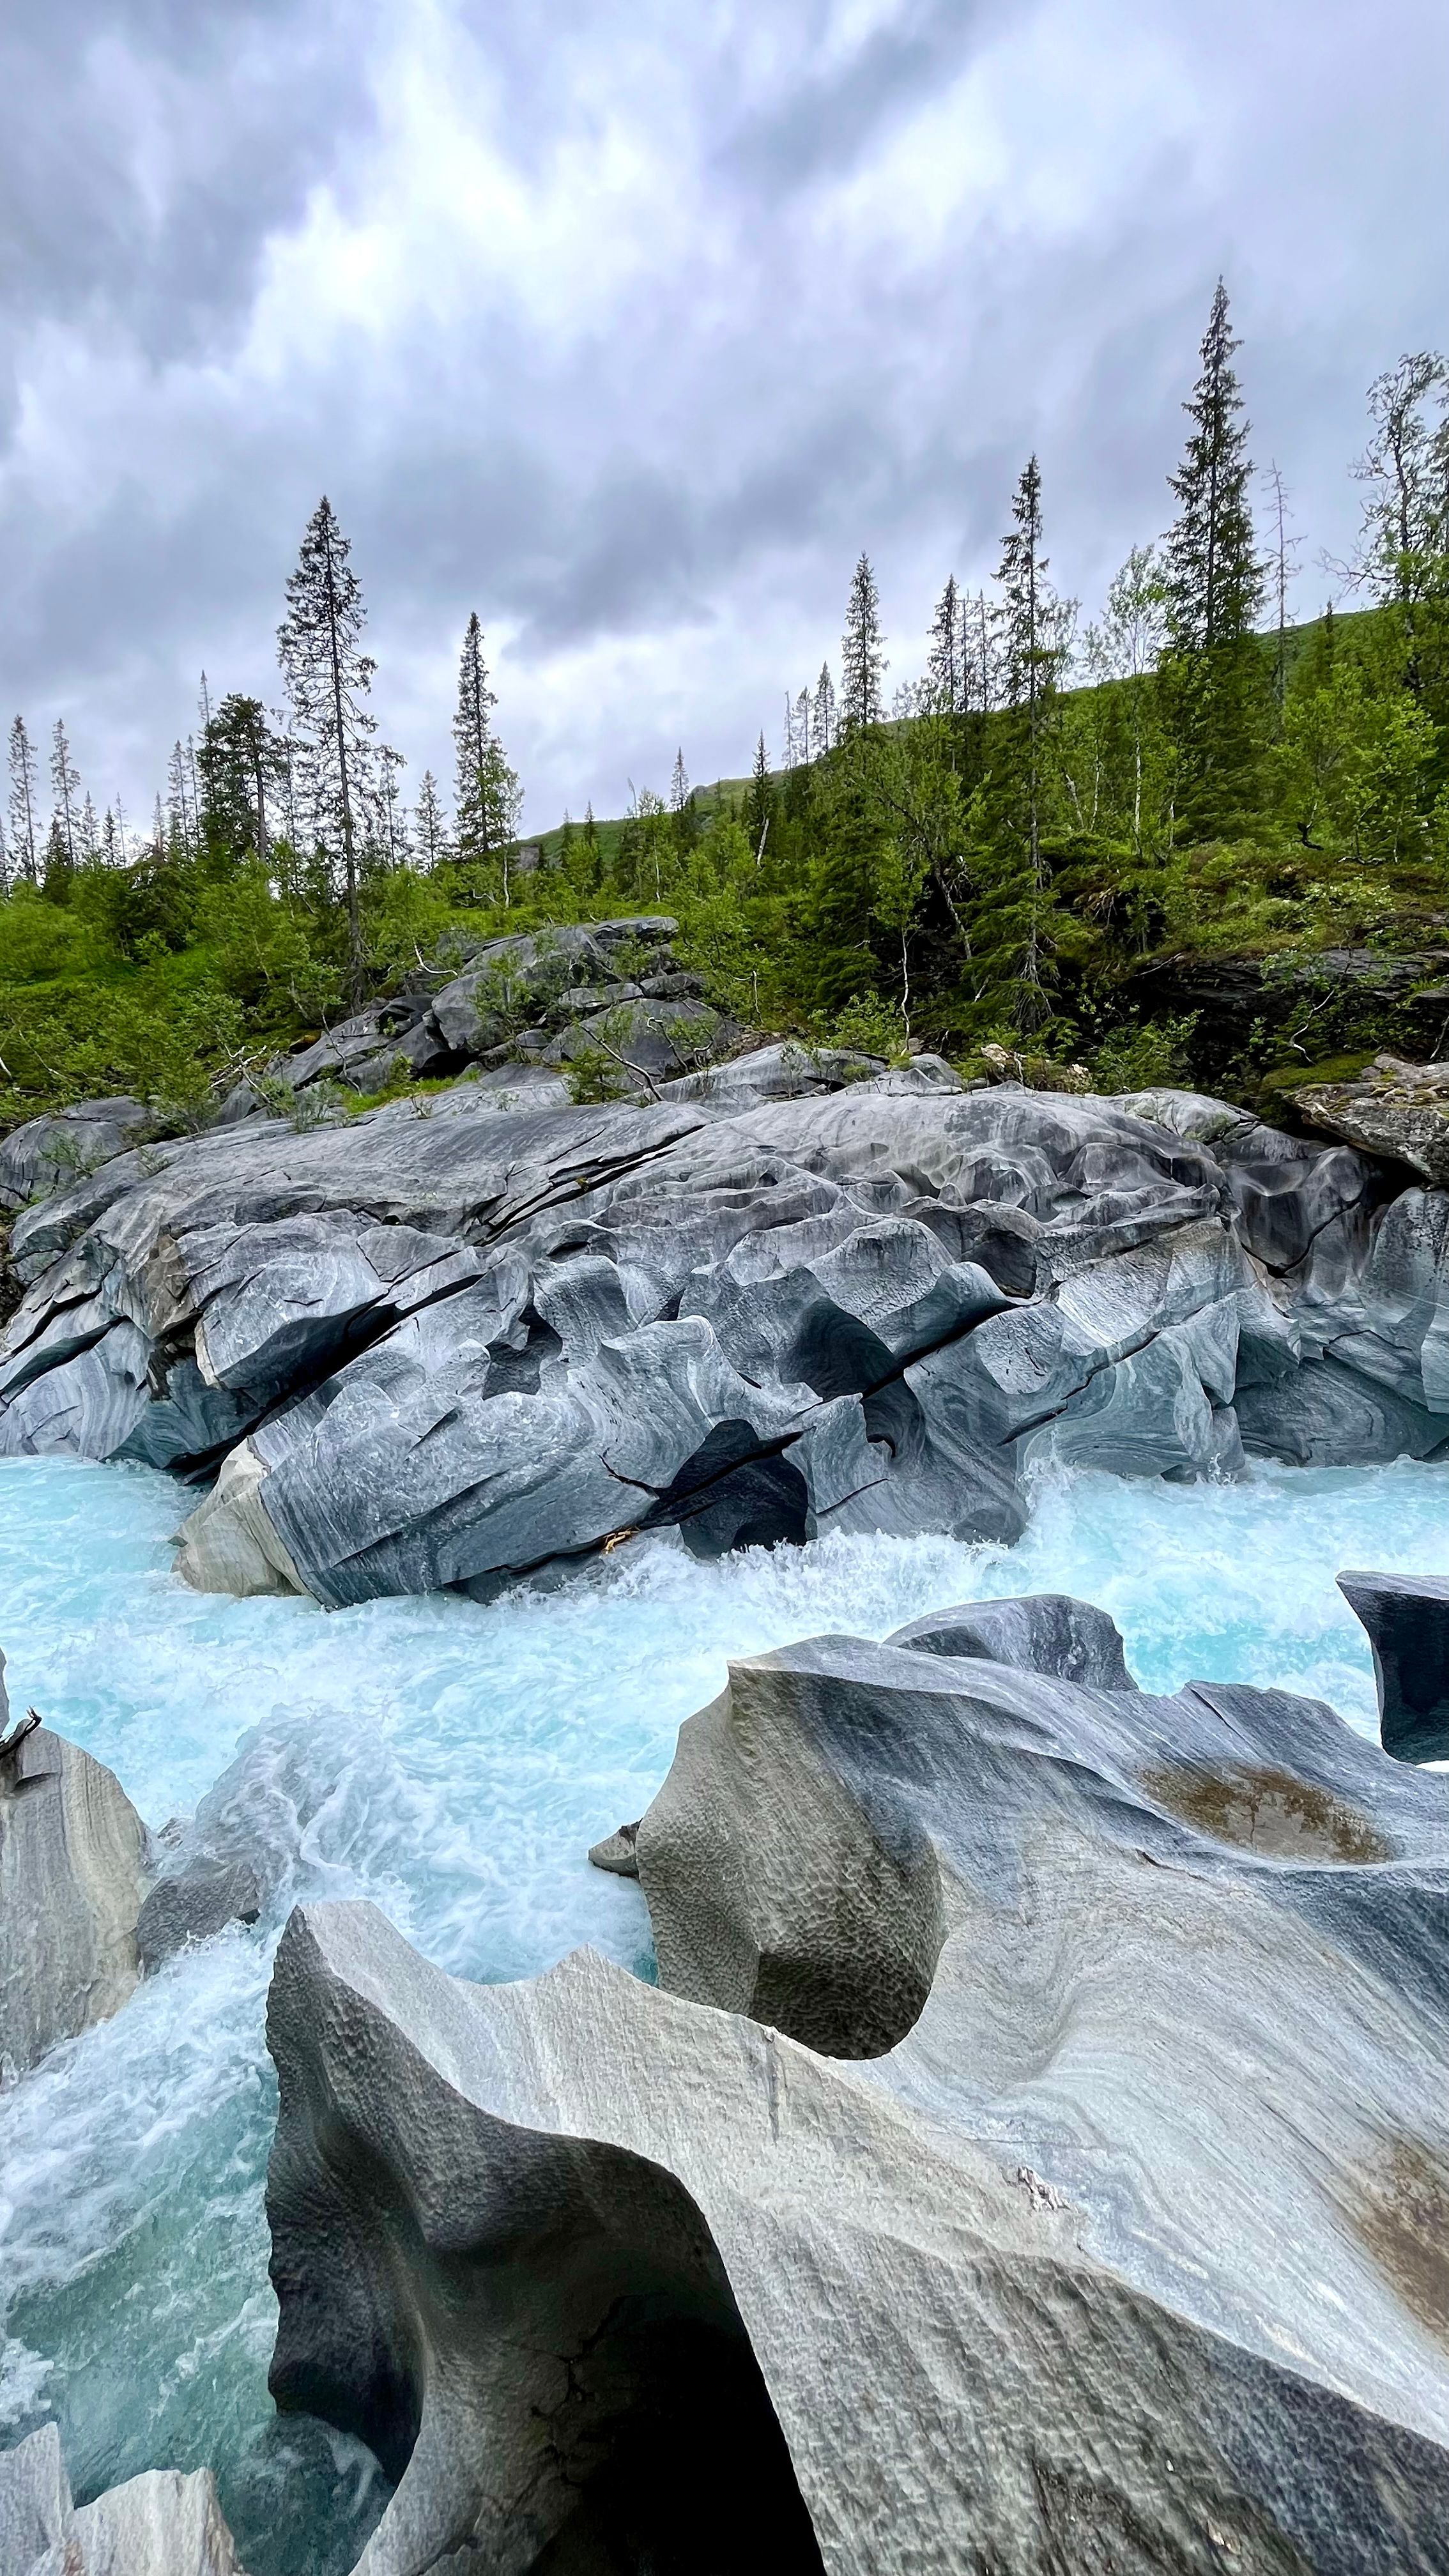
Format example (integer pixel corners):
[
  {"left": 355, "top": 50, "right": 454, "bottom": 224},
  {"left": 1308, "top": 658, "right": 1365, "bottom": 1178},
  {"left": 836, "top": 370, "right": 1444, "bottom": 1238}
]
[{"left": 1, "top": 1452, "right": 1446, "bottom": 2573}]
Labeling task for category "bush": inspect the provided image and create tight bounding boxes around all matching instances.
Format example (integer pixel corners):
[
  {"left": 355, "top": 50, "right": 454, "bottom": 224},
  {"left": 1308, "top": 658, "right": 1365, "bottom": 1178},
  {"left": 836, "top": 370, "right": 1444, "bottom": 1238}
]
[{"left": 1090, "top": 1012, "right": 1200, "bottom": 1095}]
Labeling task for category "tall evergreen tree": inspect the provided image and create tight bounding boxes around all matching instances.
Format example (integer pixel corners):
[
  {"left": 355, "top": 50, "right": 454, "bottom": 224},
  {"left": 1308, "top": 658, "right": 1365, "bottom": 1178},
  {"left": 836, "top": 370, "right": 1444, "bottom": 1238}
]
[
  {"left": 580, "top": 800, "right": 601, "bottom": 885},
  {"left": 49, "top": 719, "right": 80, "bottom": 869},
  {"left": 1165, "top": 283, "right": 1262, "bottom": 654},
  {"left": 452, "top": 611, "right": 521, "bottom": 902},
  {"left": 8, "top": 716, "right": 40, "bottom": 884},
  {"left": 199, "top": 694, "right": 288, "bottom": 873},
  {"left": 979, "top": 456, "right": 1071, "bottom": 1020},
  {"left": 166, "top": 739, "right": 196, "bottom": 863},
  {"left": 1163, "top": 282, "right": 1266, "bottom": 831},
  {"left": 927, "top": 574, "right": 963, "bottom": 711},
  {"left": 372, "top": 744, "right": 409, "bottom": 871},
  {"left": 413, "top": 769, "right": 448, "bottom": 870},
  {"left": 277, "top": 495, "right": 376, "bottom": 1001},
  {"left": 745, "top": 730, "right": 774, "bottom": 859},
  {"left": 79, "top": 792, "right": 100, "bottom": 867},
  {"left": 840, "top": 554, "right": 887, "bottom": 731},
  {"left": 813, "top": 664, "right": 836, "bottom": 756},
  {"left": 452, "top": 610, "right": 497, "bottom": 863}
]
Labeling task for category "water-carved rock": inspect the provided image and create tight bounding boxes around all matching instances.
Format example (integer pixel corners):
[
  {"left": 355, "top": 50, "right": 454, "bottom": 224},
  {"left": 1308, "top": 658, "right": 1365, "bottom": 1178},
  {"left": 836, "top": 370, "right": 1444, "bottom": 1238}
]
[
  {"left": 0, "top": 1662, "right": 151, "bottom": 2085},
  {"left": 7, "top": 1071, "right": 1449, "bottom": 1604},
  {"left": 266, "top": 1597, "right": 1449, "bottom": 2573}
]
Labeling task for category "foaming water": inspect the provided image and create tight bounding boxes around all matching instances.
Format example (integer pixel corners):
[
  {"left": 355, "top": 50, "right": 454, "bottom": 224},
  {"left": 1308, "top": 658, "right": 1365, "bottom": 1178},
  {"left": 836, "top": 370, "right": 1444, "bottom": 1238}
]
[{"left": 1, "top": 1452, "right": 1445, "bottom": 2569}]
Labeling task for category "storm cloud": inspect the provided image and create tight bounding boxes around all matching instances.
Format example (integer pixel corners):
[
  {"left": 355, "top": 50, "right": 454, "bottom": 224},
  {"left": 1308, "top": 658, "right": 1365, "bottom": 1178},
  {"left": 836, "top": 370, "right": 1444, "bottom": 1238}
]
[{"left": 3, "top": 0, "right": 1446, "bottom": 832}]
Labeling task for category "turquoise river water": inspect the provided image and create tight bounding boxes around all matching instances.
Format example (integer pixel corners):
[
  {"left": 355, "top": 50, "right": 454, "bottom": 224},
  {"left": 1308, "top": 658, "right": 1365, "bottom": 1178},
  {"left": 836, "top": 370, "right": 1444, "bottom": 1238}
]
[{"left": 1, "top": 1452, "right": 1447, "bottom": 2571}]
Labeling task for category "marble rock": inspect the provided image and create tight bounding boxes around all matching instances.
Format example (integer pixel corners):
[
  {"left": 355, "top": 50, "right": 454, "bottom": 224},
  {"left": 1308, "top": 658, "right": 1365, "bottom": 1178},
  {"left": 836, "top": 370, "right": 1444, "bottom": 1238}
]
[
  {"left": 542, "top": 994, "right": 744, "bottom": 1085},
  {"left": 1298, "top": 1050, "right": 1449, "bottom": 1187},
  {"left": 266, "top": 1597, "right": 1449, "bottom": 2574},
  {"left": 430, "top": 917, "right": 678, "bottom": 1057},
  {"left": 10, "top": 1073, "right": 1449, "bottom": 1606},
  {"left": 136, "top": 1856, "right": 263, "bottom": 1973},
  {"left": 0, "top": 1097, "right": 151, "bottom": 1211},
  {"left": 174, "top": 1088, "right": 1270, "bottom": 1602},
  {"left": 0, "top": 2423, "right": 245, "bottom": 2575},
  {"left": 0, "top": 1667, "right": 151, "bottom": 2085},
  {"left": 1338, "top": 1567, "right": 1449, "bottom": 1763}
]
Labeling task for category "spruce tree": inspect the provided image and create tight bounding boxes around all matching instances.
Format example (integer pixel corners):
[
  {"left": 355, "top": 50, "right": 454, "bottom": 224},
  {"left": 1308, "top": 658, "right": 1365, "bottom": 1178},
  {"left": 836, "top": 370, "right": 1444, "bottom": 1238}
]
[
  {"left": 1163, "top": 282, "right": 1266, "bottom": 831},
  {"left": 49, "top": 720, "right": 80, "bottom": 869},
  {"left": 8, "top": 716, "right": 39, "bottom": 883},
  {"left": 199, "top": 694, "right": 287, "bottom": 873},
  {"left": 813, "top": 664, "right": 836, "bottom": 756},
  {"left": 979, "top": 456, "right": 1070, "bottom": 1023},
  {"left": 841, "top": 554, "right": 887, "bottom": 731},
  {"left": 166, "top": 739, "right": 195, "bottom": 863},
  {"left": 452, "top": 611, "right": 521, "bottom": 903},
  {"left": 746, "top": 731, "right": 774, "bottom": 859},
  {"left": 580, "top": 800, "right": 601, "bottom": 887},
  {"left": 277, "top": 495, "right": 376, "bottom": 1001},
  {"left": 413, "top": 770, "right": 448, "bottom": 871},
  {"left": 927, "top": 574, "right": 962, "bottom": 712},
  {"left": 79, "top": 792, "right": 100, "bottom": 866}
]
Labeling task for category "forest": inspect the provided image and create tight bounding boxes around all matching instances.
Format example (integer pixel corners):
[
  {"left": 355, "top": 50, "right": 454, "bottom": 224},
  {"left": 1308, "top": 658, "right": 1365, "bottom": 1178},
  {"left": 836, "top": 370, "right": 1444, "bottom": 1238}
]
[{"left": 4, "top": 285, "right": 1449, "bottom": 1130}]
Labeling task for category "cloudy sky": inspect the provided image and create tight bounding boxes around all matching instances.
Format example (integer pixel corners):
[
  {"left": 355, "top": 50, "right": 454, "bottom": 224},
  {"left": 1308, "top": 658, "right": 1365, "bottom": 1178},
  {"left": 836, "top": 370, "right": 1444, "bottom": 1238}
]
[{"left": 3, "top": 0, "right": 1447, "bottom": 841}]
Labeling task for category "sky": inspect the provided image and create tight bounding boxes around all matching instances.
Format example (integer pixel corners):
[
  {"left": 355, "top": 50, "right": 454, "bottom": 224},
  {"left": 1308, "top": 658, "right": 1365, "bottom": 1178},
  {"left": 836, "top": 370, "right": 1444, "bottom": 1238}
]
[{"left": 3, "top": 0, "right": 1448, "bottom": 843}]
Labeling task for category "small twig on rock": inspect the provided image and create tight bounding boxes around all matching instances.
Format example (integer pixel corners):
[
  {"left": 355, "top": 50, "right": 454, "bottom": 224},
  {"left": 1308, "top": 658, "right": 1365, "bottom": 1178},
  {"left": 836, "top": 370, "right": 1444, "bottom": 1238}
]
[{"left": 0, "top": 1707, "right": 43, "bottom": 1767}]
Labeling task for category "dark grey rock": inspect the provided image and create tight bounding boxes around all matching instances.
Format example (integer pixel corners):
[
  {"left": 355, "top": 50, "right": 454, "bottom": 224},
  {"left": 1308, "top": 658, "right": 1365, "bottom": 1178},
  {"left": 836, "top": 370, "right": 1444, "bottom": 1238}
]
[
  {"left": 265, "top": 1609, "right": 1449, "bottom": 2573},
  {"left": 136, "top": 1857, "right": 263, "bottom": 1971},
  {"left": 1337, "top": 1567, "right": 1449, "bottom": 1763},
  {"left": 885, "top": 1591, "right": 1138, "bottom": 1689}
]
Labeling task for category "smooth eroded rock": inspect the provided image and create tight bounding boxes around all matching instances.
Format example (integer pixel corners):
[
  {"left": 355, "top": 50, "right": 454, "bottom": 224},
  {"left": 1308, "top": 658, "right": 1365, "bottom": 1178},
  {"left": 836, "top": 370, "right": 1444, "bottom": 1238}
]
[
  {"left": 266, "top": 1578, "right": 1449, "bottom": 2576},
  {"left": 0, "top": 1672, "right": 151, "bottom": 2085}
]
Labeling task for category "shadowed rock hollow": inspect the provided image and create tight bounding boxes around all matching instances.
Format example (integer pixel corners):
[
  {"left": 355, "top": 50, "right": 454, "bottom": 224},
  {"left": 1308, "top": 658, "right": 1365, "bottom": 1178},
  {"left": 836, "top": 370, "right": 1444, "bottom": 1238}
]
[{"left": 265, "top": 1591, "right": 1449, "bottom": 2574}]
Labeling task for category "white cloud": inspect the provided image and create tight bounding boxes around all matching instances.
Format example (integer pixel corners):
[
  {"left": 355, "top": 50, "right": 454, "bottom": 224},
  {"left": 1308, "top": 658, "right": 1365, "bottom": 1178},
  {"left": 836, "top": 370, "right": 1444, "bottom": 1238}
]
[{"left": 2, "top": 0, "right": 1448, "bottom": 835}]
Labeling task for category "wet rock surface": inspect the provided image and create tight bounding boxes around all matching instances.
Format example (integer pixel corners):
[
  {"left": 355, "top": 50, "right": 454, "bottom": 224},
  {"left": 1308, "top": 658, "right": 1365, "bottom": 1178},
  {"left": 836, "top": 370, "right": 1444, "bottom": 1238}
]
[
  {"left": 0, "top": 2421, "right": 246, "bottom": 2575},
  {"left": 1338, "top": 1566, "right": 1449, "bottom": 1763},
  {"left": 5, "top": 1045, "right": 1449, "bottom": 1603},
  {"left": 0, "top": 1662, "right": 151, "bottom": 2085},
  {"left": 266, "top": 1591, "right": 1449, "bottom": 2575}
]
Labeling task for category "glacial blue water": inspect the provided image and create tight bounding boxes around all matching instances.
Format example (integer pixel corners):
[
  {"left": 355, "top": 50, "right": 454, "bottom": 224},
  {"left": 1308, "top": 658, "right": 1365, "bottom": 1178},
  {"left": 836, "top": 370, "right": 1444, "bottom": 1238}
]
[{"left": 1, "top": 1452, "right": 1447, "bottom": 2572}]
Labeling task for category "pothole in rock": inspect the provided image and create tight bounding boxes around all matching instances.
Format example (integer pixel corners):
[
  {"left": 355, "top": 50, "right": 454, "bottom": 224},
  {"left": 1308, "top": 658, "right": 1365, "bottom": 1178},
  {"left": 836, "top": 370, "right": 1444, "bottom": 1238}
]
[{"left": 1138, "top": 1763, "right": 1394, "bottom": 1864}]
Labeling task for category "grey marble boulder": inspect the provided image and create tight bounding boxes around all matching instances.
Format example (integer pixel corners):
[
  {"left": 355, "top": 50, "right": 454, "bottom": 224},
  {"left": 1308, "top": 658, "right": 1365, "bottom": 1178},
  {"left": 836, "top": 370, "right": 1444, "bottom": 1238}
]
[
  {"left": 0, "top": 1093, "right": 701, "bottom": 1464},
  {"left": 430, "top": 917, "right": 678, "bottom": 1057},
  {"left": 0, "top": 1097, "right": 151, "bottom": 1211},
  {"left": 0, "top": 1670, "right": 151, "bottom": 2085},
  {"left": 266, "top": 1608, "right": 1449, "bottom": 2574},
  {"left": 1297, "top": 1049, "right": 1449, "bottom": 1186},
  {"left": 136, "top": 1855, "right": 263, "bottom": 1973},
  {"left": 0, "top": 2423, "right": 245, "bottom": 2575},
  {"left": 543, "top": 994, "right": 745, "bottom": 1086},
  {"left": 885, "top": 1590, "right": 1138, "bottom": 1689},
  {"left": 1338, "top": 1567, "right": 1449, "bottom": 1763},
  {"left": 11, "top": 1073, "right": 1449, "bottom": 1604},
  {"left": 174, "top": 1087, "right": 1268, "bottom": 1602}
]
